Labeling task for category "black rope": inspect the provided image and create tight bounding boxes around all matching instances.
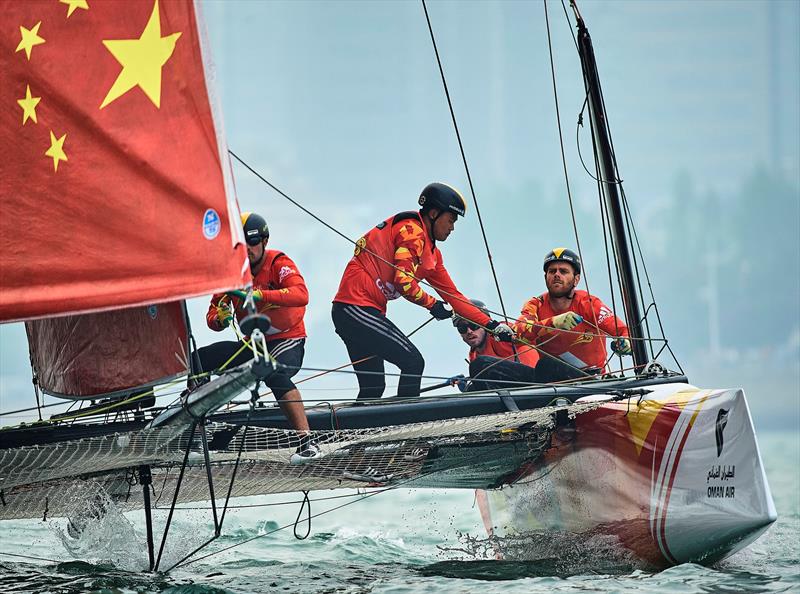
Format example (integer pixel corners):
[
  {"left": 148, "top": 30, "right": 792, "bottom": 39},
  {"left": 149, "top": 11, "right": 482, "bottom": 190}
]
[
  {"left": 293, "top": 490, "right": 312, "bottom": 540},
  {"left": 0, "top": 550, "right": 61, "bottom": 564},
  {"left": 420, "top": 0, "right": 515, "bottom": 350},
  {"left": 543, "top": 0, "right": 620, "bottom": 375}
]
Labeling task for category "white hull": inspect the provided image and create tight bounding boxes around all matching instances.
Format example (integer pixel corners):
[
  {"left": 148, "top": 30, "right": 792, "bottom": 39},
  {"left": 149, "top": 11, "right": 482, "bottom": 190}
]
[{"left": 477, "top": 383, "right": 776, "bottom": 566}]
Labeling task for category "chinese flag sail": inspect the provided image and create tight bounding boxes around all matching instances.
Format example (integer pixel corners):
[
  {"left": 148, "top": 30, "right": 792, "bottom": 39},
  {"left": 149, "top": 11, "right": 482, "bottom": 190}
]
[{"left": 0, "top": 0, "right": 249, "bottom": 323}]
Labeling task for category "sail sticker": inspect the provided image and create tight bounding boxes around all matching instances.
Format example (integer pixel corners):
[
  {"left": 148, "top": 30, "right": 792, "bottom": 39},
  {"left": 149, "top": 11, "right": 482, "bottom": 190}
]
[{"left": 203, "top": 208, "right": 221, "bottom": 240}]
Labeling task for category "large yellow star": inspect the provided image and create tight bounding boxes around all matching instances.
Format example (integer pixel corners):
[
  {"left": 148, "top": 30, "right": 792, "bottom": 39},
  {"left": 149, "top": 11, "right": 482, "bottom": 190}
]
[
  {"left": 45, "top": 131, "right": 68, "bottom": 172},
  {"left": 60, "top": 0, "right": 89, "bottom": 19},
  {"left": 15, "top": 21, "right": 45, "bottom": 61},
  {"left": 17, "top": 85, "right": 41, "bottom": 125},
  {"left": 100, "top": 0, "right": 181, "bottom": 109}
]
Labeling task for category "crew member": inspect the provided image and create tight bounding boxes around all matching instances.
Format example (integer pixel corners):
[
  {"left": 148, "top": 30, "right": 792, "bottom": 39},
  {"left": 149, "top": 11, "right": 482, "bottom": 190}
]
[
  {"left": 453, "top": 299, "right": 539, "bottom": 392},
  {"left": 331, "top": 182, "right": 514, "bottom": 400},
  {"left": 199, "top": 212, "right": 320, "bottom": 464},
  {"left": 515, "top": 248, "right": 631, "bottom": 381}
]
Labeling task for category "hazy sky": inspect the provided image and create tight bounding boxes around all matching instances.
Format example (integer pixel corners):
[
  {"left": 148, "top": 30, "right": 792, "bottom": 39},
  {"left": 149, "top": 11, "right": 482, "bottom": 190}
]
[{"left": 1, "top": 1, "right": 798, "bottom": 428}]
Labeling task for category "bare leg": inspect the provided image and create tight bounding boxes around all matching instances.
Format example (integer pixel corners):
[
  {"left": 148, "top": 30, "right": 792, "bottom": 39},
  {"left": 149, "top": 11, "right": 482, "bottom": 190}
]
[{"left": 277, "top": 389, "right": 310, "bottom": 434}]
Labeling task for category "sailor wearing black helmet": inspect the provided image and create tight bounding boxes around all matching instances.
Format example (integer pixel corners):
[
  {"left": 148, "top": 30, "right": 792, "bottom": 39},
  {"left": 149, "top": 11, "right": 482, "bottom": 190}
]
[
  {"left": 199, "top": 212, "right": 320, "bottom": 464},
  {"left": 332, "top": 183, "right": 513, "bottom": 400},
  {"left": 515, "top": 248, "right": 632, "bottom": 378}
]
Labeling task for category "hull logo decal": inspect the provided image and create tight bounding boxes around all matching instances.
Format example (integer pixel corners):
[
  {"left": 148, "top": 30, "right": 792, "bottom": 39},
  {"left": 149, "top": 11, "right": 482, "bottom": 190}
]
[{"left": 715, "top": 408, "right": 729, "bottom": 457}]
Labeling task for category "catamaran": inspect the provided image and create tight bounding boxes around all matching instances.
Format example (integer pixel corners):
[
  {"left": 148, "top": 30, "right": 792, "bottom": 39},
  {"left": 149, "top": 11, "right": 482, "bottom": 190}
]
[{"left": 0, "top": 0, "right": 775, "bottom": 572}]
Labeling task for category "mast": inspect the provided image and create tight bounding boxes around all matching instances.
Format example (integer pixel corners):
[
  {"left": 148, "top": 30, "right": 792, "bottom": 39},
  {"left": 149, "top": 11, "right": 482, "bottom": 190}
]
[{"left": 572, "top": 2, "right": 649, "bottom": 368}]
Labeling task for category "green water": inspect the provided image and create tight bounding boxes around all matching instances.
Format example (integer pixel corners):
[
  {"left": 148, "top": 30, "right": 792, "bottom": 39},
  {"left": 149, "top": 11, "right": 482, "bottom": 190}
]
[{"left": 1, "top": 431, "right": 797, "bottom": 593}]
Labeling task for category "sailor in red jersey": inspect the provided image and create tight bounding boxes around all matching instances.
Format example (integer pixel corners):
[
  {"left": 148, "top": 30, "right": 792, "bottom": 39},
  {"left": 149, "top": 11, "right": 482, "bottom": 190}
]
[
  {"left": 452, "top": 299, "right": 539, "bottom": 392},
  {"left": 332, "top": 183, "right": 514, "bottom": 400},
  {"left": 515, "top": 248, "right": 632, "bottom": 380},
  {"left": 199, "top": 212, "right": 319, "bottom": 463}
]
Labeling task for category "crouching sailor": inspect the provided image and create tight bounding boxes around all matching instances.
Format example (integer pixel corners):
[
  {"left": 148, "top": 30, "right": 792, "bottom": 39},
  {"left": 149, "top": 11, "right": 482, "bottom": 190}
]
[
  {"left": 198, "top": 212, "right": 320, "bottom": 464},
  {"left": 453, "top": 299, "right": 539, "bottom": 392},
  {"left": 515, "top": 248, "right": 632, "bottom": 381},
  {"left": 331, "top": 182, "right": 513, "bottom": 400}
]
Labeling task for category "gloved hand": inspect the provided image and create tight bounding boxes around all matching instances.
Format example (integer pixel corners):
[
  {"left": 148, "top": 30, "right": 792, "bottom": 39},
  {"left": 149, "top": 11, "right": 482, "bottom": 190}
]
[
  {"left": 447, "top": 374, "right": 468, "bottom": 392},
  {"left": 429, "top": 300, "right": 453, "bottom": 320},
  {"left": 215, "top": 302, "right": 234, "bottom": 328},
  {"left": 227, "top": 289, "right": 264, "bottom": 302},
  {"left": 611, "top": 337, "right": 632, "bottom": 355},
  {"left": 486, "top": 319, "right": 515, "bottom": 342},
  {"left": 551, "top": 311, "right": 583, "bottom": 330}
]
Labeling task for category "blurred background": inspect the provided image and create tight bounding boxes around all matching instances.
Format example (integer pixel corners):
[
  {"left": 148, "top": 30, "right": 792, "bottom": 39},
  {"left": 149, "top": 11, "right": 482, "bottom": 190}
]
[{"left": 2, "top": 0, "right": 798, "bottom": 433}]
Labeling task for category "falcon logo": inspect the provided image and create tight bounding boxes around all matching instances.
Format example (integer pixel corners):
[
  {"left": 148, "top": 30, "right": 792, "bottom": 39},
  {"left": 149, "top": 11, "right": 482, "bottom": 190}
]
[{"left": 715, "top": 408, "right": 729, "bottom": 457}]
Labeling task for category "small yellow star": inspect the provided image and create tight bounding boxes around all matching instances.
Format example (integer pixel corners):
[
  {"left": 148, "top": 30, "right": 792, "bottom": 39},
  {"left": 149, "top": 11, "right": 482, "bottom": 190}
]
[
  {"left": 60, "top": 0, "right": 89, "bottom": 19},
  {"left": 15, "top": 21, "right": 45, "bottom": 60},
  {"left": 100, "top": 0, "right": 181, "bottom": 109},
  {"left": 45, "top": 131, "right": 68, "bottom": 172},
  {"left": 17, "top": 85, "right": 41, "bottom": 125}
]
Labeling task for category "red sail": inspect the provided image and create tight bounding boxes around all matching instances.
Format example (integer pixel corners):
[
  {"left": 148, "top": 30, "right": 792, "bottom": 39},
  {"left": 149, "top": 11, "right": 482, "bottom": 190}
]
[
  {"left": 26, "top": 302, "right": 189, "bottom": 399},
  {"left": 0, "top": 0, "right": 249, "bottom": 323}
]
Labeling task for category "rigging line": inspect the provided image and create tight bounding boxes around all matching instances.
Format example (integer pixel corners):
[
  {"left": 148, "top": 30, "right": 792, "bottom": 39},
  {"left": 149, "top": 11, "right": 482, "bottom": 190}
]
[
  {"left": 0, "top": 550, "right": 61, "bottom": 564},
  {"left": 420, "top": 0, "right": 514, "bottom": 341},
  {"left": 559, "top": 0, "right": 579, "bottom": 51},
  {"left": 248, "top": 318, "right": 435, "bottom": 399},
  {"left": 155, "top": 488, "right": 390, "bottom": 511},
  {"left": 229, "top": 150, "right": 507, "bottom": 324},
  {"left": 544, "top": 0, "right": 612, "bottom": 356},
  {"left": 620, "top": 191, "right": 654, "bottom": 359},
  {"left": 574, "top": 99, "right": 621, "bottom": 185}
]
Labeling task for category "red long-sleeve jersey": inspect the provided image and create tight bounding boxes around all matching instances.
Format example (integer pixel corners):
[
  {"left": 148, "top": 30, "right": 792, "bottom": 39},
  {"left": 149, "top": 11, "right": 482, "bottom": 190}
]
[
  {"left": 469, "top": 336, "right": 539, "bottom": 368},
  {"left": 333, "top": 211, "right": 491, "bottom": 326},
  {"left": 514, "top": 290, "right": 628, "bottom": 370},
  {"left": 206, "top": 250, "right": 307, "bottom": 340}
]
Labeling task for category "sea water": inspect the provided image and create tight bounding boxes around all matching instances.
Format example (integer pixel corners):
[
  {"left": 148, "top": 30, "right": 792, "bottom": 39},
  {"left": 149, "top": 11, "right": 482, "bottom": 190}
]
[{"left": 1, "top": 430, "right": 797, "bottom": 593}]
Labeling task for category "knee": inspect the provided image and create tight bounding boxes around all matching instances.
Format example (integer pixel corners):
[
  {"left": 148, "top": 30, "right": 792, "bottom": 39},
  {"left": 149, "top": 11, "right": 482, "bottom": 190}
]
[
  {"left": 470, "top": 356, "right": 493, "bottom": 375},
  {"left": 402, "top": 350, "right": 425, "bottom": 375}
]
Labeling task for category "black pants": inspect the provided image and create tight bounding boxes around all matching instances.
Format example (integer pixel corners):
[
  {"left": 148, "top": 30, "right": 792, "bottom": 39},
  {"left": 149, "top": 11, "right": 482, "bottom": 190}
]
[
  {"left": 467, "top": 354, "right": 597, "bottom": 392},
  {"left": 331, "top": 302, "right": 424, "bottom": 400},
  {"left": 467, "top": 356, "right": 538, "bottom": 392},
  {"left": 196, "top": 337, "right": 305, "bottom": 399},
  {"left": 535, "top": 355, "right": 599, "bottom": 383}
]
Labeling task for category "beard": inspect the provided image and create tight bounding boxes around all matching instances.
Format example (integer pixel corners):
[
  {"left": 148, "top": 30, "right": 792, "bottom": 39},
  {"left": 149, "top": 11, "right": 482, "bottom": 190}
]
[{"left": 547, "top": 282, "right": 574, "bottom": 299}]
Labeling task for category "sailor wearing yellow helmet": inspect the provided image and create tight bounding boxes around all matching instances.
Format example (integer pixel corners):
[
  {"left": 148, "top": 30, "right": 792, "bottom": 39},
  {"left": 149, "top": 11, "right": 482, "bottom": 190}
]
[
  {"left": 331, "top": 182, "right": 514, "bottom": 400},
  {"left": 514, "top": 247, "right": 632, "bottom": 381},
  {"left": 199, "top": 212, "right": 320, "bottom": 463}
]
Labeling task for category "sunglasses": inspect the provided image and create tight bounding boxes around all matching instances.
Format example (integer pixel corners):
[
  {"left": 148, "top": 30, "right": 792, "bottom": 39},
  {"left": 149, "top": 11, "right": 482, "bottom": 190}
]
[{"left": 456, "top": 321, "right": 480, "bottom": 334}]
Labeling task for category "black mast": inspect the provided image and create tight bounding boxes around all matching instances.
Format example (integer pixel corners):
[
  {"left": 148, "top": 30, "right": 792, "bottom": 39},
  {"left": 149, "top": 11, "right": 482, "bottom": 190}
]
[{"left": 572, "top": 1, "right": 648, "bottom": 369}]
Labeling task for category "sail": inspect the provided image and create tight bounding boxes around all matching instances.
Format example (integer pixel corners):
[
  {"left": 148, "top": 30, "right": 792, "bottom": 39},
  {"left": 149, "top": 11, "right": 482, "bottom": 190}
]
[
  {"left": 25, "top": 302, "right": 189, "bottom": 399},
  {"left": 0, "top": 0, "right": 249, "bottom": 324}
]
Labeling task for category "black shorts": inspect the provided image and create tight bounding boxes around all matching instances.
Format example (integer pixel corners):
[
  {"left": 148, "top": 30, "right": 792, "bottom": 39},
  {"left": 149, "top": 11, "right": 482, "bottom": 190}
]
[{"left": 197, "top": 337, "right": 305, "bottom": 399}]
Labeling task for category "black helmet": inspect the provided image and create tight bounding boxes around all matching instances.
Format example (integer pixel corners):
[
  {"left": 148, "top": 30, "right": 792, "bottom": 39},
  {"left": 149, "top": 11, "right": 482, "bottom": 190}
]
[
  {"left": 543, "top": 248, "right": 581, "bottom": 274},
  {"left": 241, "top": 212, "right": 269, "bottom": 246},
  {"left": 418, "top": 182, "right": 467, "bottom": 218},
  {"left": 452, "top": 298, "right": 488, "bottom": 327}
]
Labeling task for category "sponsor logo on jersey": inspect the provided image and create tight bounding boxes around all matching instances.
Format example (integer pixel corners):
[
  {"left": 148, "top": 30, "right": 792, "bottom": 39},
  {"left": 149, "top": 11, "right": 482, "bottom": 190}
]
[{"left": 278, "top": 265, "right": 295, "bottom": 283}]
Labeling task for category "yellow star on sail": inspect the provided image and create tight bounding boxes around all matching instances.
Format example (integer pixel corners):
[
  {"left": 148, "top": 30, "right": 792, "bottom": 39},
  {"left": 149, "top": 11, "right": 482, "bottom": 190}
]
[
  {"left": 15, "top": 21, "right": 45, "bottom": 60},
  {"left": 45, "top": 131, "right": 68, "bottom": 172},
  {"left": 100, "top": 0, "right": 181, "bottom": 109},
  {"left": 60, "top": 0, "right": 89, "bottom": 19},
  {"left": 17, "top": 85, "right": 41, "bottom": 125}
]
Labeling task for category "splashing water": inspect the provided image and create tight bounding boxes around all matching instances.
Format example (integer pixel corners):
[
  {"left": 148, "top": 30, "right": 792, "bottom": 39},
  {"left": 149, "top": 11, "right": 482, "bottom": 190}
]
[
  {"left": 50, "top": 480, "right": 148, "bottom": 572},
  {"left": 440, "top": 529, "right": 646, "bottom": 575}
]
